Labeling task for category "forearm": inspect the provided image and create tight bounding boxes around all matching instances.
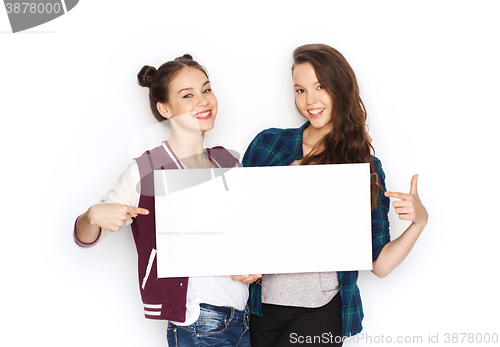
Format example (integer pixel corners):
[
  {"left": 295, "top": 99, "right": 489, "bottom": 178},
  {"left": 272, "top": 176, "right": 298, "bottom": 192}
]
[
  {"left": 75, "top": 208, "right": 101, "bottom": 245},
  {"left": 372, "top": 221, "right": 426, "bottom": 278}
]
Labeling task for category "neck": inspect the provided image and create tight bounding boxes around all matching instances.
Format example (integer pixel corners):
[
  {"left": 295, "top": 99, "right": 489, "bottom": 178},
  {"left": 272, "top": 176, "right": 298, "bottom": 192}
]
[
  {"left": 303, "top": 122, "right": 332, "bottom": 148},
  {"left": 168, "top": 127, "right": 206, "bottom": 164}
]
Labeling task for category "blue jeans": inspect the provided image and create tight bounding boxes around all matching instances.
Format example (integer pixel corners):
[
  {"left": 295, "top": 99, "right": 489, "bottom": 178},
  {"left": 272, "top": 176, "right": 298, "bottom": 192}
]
[{"left": 166, "top": 304, "right": 250, "bottom": 347}]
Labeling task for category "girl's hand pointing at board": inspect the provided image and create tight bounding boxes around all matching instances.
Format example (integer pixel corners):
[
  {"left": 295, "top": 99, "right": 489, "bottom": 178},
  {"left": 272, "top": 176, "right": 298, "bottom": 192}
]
[
  {"left": 76, "top": 203, "right": 149, "bottom": 245},
  {"left": 88, "top": 203, "right": 149, "bottom": 232},
  {"left": 384, "top": 174, "right": 428, "bottom": 227},
  {"left": 372, "top": 175, "right": 428, "bottom": 278}
]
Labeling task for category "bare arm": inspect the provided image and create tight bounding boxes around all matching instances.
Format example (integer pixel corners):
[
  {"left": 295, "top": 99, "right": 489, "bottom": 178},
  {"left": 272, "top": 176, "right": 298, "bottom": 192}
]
[{"left": 372, "top": 174, "right": 428, "bottom": 278}]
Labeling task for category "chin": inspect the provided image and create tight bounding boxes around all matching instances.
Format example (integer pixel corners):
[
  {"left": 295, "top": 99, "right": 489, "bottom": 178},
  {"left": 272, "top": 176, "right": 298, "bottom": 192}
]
[
  {"left": 200, "top": 121, "right": 216, "bottom": 133},
  {"left": 308, "top": 117, "right": 331, "bottom": 130}
]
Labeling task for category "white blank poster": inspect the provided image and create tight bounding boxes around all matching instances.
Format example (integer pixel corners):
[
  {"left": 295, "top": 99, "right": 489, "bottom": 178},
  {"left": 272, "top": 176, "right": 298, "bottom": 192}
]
[{"left": 154, "top": 163, "right": 372, "bottom": 278}]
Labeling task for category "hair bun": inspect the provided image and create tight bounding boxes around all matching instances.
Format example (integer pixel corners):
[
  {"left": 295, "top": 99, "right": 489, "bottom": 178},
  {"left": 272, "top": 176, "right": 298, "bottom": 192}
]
[
  {"left": 174, "top": 54, "right": 194, "bottom": 62},
  {"left": 137, "top": 65, "right": 157, "bottom": 88}
]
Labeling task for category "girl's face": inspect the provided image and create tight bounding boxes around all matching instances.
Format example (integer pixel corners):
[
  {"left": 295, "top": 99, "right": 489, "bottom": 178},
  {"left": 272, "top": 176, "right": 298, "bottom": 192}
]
[
  {"left": 158, "top": 67, "right": 217, "bottom": 133},
  {"left": 293, "top": 62, "right": 333, "bottom": 132}
]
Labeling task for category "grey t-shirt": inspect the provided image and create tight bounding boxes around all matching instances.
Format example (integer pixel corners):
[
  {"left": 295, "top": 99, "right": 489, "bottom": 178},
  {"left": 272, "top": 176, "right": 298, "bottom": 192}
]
[
  {"left": 261, "top": 160, "right": 339, "bottom": 308},
  {"left": 261, "top": 272, "right": 339, "bottom": 308}
]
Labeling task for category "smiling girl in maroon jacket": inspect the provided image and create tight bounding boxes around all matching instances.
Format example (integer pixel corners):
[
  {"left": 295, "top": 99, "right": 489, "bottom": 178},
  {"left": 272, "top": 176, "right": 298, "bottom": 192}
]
[{"left": 75, "top": 54, "right": 258, "bottom": 347}]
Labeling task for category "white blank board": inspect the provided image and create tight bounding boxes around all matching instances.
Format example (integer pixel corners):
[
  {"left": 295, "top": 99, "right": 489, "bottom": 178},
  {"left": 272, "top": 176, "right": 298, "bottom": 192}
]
[{"left": 154, "top": 163, "right": 372, "bottom": 278}]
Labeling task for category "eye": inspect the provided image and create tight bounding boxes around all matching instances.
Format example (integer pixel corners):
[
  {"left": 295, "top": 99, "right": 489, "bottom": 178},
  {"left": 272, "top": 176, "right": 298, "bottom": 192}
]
[
  {"left": 317, "top": 85, "right": 323, "bottom": 90},
  {"left": 202, "top": 88, "right": 212, "bottom": 94},
  {"left": 182, "top": 94, "right": 193, "bottom": 99},
  {"left": 295, "top": 88, "right": 305, "bottom": 94}
]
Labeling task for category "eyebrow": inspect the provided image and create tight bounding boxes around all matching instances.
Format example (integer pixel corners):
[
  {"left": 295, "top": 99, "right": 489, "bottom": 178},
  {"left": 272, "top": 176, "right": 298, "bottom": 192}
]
[
  {"left": 177, "top": 80, "right": 211, "bottom": 94},
  {"left": 294, "top": 81, "right": 320, "bottom": 88}
]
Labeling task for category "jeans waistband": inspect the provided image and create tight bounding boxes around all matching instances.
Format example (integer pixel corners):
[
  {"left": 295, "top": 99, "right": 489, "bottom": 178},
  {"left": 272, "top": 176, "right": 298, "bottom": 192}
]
[{"left": 199, "top": 303, "right": 249, "bottom": 322}]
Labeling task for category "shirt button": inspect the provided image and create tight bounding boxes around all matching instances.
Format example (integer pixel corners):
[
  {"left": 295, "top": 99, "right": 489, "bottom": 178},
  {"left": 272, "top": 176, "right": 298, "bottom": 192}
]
[{"left": 180, "top": 283, "right": 184, "bottom": 287}]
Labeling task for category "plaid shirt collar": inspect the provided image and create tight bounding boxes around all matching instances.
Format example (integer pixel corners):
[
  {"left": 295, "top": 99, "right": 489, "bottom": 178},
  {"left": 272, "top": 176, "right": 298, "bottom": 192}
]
[
  {"left": 243, "top": 121, "right": 310, "bottom": 167},
  {"left": 283, "top": 121, "right": 309, "bottom": 160}
]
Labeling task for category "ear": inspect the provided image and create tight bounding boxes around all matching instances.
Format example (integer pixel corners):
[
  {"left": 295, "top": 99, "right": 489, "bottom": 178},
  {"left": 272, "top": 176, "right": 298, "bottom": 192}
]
[{"left": 157, "top": 102, "right": 172, "bottom": 119}]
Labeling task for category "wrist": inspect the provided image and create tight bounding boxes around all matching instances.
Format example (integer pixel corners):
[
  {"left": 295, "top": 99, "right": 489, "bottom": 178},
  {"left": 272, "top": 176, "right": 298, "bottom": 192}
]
[
  {"left": 86, "top": 205, "right": 98, "bottom": 226},
  {"left": 411, "top": 220, "right": 427, "bottom": 231}
]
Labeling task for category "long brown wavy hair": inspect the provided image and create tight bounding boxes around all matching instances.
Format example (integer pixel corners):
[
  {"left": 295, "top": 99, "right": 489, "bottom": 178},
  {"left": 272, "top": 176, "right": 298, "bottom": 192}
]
[{"left": 292, "top": 44, "right": 383, "bottom": 209}]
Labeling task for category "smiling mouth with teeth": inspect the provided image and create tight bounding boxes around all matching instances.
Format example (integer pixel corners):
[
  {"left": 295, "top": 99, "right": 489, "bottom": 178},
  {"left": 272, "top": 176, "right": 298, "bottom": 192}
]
[
  {"left": 308, "top": 108, "right": 325, "bottom": 118},
  {"left": 194, "top": 110, "right": 212, "bottom": 120}
]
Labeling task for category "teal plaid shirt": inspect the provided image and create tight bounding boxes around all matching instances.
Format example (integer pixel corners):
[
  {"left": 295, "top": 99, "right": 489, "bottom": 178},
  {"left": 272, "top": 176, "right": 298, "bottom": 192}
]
[{"left": 242, "top": 122, "right": 391, "bottom": 337}]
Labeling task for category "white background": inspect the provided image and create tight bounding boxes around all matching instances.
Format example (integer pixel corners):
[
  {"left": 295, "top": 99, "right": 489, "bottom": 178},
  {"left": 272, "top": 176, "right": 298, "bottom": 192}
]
[{"left": 1, "top": 1, "right": 499, "bottom": 346}]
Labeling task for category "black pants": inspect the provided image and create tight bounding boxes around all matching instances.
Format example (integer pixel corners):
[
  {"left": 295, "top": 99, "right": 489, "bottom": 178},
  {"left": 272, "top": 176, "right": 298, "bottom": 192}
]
[{"left": 250, "top": 294, "right": 343, "bottom": 347}]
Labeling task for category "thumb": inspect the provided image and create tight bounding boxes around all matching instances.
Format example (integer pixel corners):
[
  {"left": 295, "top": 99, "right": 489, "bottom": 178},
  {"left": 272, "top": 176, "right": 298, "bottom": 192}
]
[{"left": 410, "top": 174, "right": 419, "bottom": 195}]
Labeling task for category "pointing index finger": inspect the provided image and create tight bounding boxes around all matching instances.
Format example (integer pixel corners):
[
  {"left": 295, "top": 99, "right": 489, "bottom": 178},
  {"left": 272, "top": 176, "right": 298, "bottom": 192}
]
[
  {"left": 126, "top": 206, "right": 149, "bottom": 215},
  {"left": 384, "top": 191, "right": 411, "bottom": 200}
]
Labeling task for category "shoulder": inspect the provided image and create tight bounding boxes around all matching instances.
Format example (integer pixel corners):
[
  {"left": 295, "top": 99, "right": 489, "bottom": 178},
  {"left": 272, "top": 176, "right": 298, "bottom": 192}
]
[
  {"left": 370, "top": 155, "right": 382, "bottom": 167},
  {"left": 100, "top": 159, "right": 140, "bottom": 202},
  {"left": 253, "top": 127, "right": 298, "bottom": 143},
  {"left": 134, "top": 142, "right": 168, "bottom": 161},
  {"left": 133, "top": 143, "right": 165, "bottom": 165},
  {"left": 243, "top": 125, "right": 305, "bottom": 167},
  {"left": 133, "top": 142, "right": 178, "bottom": 175},
  {"left": 246, "top": 127, "right": 301, "bottom": 155},
  {"left": 207, "top": 146, "right": 240, "bottom": 168}
]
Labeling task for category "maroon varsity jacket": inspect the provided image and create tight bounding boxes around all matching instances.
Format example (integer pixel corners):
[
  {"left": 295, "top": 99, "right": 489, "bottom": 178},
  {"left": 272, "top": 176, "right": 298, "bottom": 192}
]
[{"left": 74, "top": 141, "right": 239, "bottom": 322}]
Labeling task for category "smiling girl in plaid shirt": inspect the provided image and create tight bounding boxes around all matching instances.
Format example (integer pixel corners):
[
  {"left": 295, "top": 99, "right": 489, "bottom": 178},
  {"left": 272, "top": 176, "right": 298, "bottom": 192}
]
[{"left": 237, "top": 44, "right": 428, "bottom": 346}]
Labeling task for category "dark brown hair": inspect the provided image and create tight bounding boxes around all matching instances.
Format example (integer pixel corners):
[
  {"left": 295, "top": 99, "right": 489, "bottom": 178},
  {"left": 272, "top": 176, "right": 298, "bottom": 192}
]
[
  {"left": 292, "top": 44, "right": 383, "bottom": 208},
  {"left": 137, "top": 54, "right": 208, "bottom": 122}
]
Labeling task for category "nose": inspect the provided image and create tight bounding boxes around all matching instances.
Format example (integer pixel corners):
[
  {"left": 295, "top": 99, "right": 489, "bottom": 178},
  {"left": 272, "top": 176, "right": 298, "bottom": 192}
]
[
  {"left": 196, "top": 94, "right": 209, "bottom": 108},
  {"left": 305, "top": 91, "right": 317, "bottom": 105}
]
